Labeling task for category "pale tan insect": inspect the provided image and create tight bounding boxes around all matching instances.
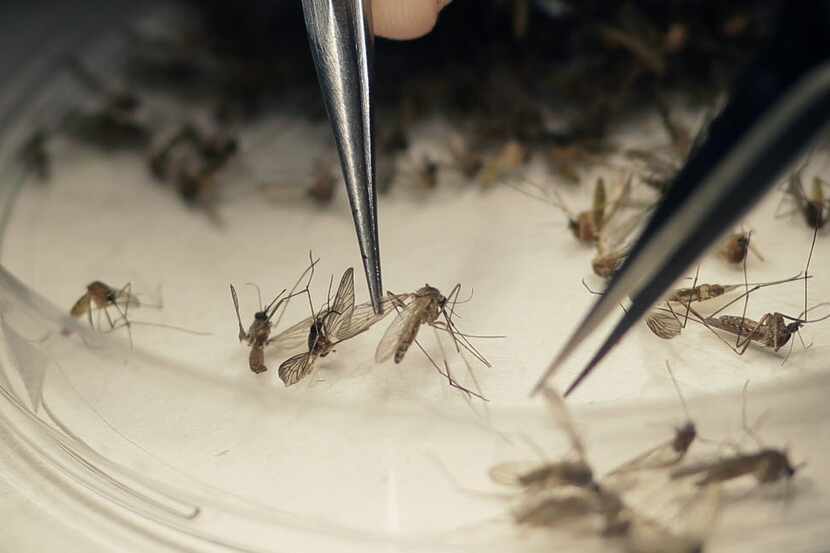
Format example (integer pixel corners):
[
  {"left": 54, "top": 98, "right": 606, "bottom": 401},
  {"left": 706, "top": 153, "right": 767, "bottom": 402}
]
[
  {"left": 490, "top": 387, "right": 595, "bottom": 492},
  {"left": 307, "top": 159, "right": 337, "bottom": 205},
  {"left": 477, "top": 140, "right": 528, "bottom": 187},
  {"left": 718, "top": 230, "right": 764, "bottom": 265},
  {"left": 687, "top": 231, "right": 827, "bottom": 357},
  {"left": 671, "top": 383, "right": 803, "bottom": 488},
  {"left": 779, "top": 161, "right": 829, "bottom": 230},
  {"left": 375, "top": 284, "right": 494, "bottom": 398},
  {"left": 230, "top": 258, "right": 318, "bottom": 374},
  {"left": 70, "top": 281, "right": 141, "bottom": 331},
  {"left": 605, "top": 363, "right": 697, "bottom": 477},
  {"left": 274, "top": 268, "right": 405, "bottom": 387},
  {"left": 230, "top": 286, "right": 288, "bottom": 374}
]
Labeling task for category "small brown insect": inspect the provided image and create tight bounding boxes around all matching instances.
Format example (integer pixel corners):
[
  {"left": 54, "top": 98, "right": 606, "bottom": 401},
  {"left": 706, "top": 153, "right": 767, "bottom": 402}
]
[
  {"left": 230, "top": 285, "right": 289, "bottom": 374},
  {"left": 375, "top": 284, "right": 494, "bottom": 398},
  {"left": 490, "top": 387, "right": 595, "bottom": 492},
  {"left": 671, "top": 383, "right": 802, "bottom": 488},
  {"left": 477, "top": 139, "right": 528, "bottom": 187},
  {"left": 307, "top": 159, "right": 337, "bottom": 205},
  {"left": 672, "top": 448, "right": 799, "bottom": 487},
  {"left": 782, "top": 165, "right": 829, "bottom": 230},
  {"left": 701, "top": 310, "right": 829, "bottom": 354},
  {"left": 274, "top": 268, "right": 404, "bottom": 387},
  {"left": 230, "top": 259, "right": 318, "bottom": 374},
  {"left": 718, "top": 231, "right": 764, "bottom": 265},
  {"left": 70, "top": 281, "right": 140, "bottom": 331},
  {"left": 606, "top": 363, "right": 697, "bottom": 476}
]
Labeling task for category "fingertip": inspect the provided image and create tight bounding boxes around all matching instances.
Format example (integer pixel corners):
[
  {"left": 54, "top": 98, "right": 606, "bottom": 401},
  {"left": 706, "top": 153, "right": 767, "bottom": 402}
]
[{"left": 373, "top": 0, "right": 451, "bottom": 40}]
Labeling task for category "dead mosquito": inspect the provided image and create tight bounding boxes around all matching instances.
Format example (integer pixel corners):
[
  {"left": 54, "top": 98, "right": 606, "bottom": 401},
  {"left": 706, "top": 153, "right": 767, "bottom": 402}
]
[
  {"left": 478, "top": 139, "right": 528, "bottom": 187},
  {"left": 70, "top": 281, "right": 141, "bottom": 331},
  {"left": 605, "top": 362, "right": 697, "bottom": 477},
  {"left": 374, "top": 284, "right": 496, "bottom": 398},
  {"left": 654, "top": 270, "right": 807, "bottom": 338},
  {"left": 230, "top": 258, "right": 318, "bottom": 374},
  {"left": 490, "top": 387, "right": 595, "bottom": 492},
  {"left": 307, "top": 159, "right": 337, "bottom": 205},
  {"left": 718, "top": 230, "right": 764, "bottom": 266},
  {"left": 671, "top": 383, "right": 803, "bottom": 488},
  {"left": 778, "top": 161, "right": 828, "bottom": 230},
  {"left": 68, "top": 280, "right": 201, "bottom": 346},
  {"left": 273, "top": 268, "right": 405, "bottom": 387}
]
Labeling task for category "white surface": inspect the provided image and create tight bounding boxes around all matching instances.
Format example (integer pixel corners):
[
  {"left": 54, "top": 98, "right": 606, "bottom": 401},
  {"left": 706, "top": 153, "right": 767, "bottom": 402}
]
[{"left": 0, "top": 116, "right": 828, "bottom": 552}]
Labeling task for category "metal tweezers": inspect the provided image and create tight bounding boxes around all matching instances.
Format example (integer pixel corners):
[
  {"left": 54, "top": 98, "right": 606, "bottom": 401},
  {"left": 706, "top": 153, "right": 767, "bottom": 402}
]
[
  {"left": 301, "top": 0, "right": 383, "bottom": 314},
  {"left": 302, "top": 0, "right": 830, "bottom": 392}
]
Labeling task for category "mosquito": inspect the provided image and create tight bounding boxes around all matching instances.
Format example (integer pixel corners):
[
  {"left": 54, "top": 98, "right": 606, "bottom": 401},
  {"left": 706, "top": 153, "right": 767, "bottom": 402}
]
[
  {"left": 68, "top": 280, "right": 200, "bottom": 346},
  {"left": 691, "top": 230, "right": 829, "bottom": 358},
  {"left": 489, "top": 387, "right": 595, "bottom": 492},
  {"left": 274, "top": 268, "right": 405, "bottom": 387},
  {"left": 655, "top": 270, "right": 807, "bottom": 336},
  {"left": 779, "top": 160, "right": 828, "bottom": 230},
  {"left": 70, "top": 281, "right": 141, "bottom": 332},
  {"left": 307, "top": 159, "right": 337, "bottom": 205},
  {"left": 718, "top": 230, "right": 764, "bottom": 265},
  {"left": 605, "top": 362, "right": 697, "bottom": 477},
  {"left": 230, "top": 258, "right": 318, "bottom": 374},
  {"left": 670, "top": 383, "right": 803, "bottom": 487},
  {"left": 374, "top": 284, "right": 496, "bottom": 399},
  {"left": 478, "top": 140, "right": 528, "bottom": 187}
]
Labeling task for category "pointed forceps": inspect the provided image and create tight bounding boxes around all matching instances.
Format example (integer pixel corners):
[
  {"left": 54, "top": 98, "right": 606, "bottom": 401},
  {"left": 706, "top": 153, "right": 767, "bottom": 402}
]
[
  {"left": 301, "top": 0, "right": 383, "bottom": 314},
  {"left": 532, "top": 0, "right": 830, "bottom": 397}
]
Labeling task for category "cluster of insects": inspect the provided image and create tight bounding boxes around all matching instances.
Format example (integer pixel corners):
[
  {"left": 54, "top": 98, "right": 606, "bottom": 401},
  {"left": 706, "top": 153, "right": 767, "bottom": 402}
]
[
  {"left": 458, "top": 367, "right": 801, "bottom": 552},
  {"left": 229, "top": 257, "right": 497, "bottom": 399}
]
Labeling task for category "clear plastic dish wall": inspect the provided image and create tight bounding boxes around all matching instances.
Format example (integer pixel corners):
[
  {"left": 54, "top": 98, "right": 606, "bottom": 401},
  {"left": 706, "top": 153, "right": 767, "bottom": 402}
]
[{"left": 0, "top": 5, "right": 829, "bottom": 553}]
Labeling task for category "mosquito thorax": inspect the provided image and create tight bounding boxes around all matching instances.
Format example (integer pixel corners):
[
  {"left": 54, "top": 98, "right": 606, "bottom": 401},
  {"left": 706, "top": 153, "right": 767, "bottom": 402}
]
[
  {"left": 673, "top": 422, "right": 697, "bottom": 453},
  {"left": 757, "top": 449, "right": 796, "bottom": 483}
]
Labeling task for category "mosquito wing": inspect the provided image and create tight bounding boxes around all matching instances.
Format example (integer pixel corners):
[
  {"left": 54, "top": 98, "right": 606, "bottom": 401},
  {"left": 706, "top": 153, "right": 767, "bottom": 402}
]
[
  {"left": 338, "top": 293, "right": 413, "bottom": 343},
  {"left": 646, "top": 311, "right": 682, "bottom": 339},
  {"left": 269, "top": 315, "right": 314, "bottom": 355},
  {"left": 374, "top": 295, "right": 427, "bottom": 362},
  {"left": 278, "top": 352, "right": 316, "bottom": 386},
  {"left": 605, "top": 438, "right": 678, "bottom": 478},
  {"left": 70, "top": 294, "right": 91, "bottom": 318},
  {"left": 325, "top": 268, "right": 356, "bottom": 337},
  {"left": 540, "top": 387, "right": 588, "bottom": 463},
  {"left": 488, "top": 461, "right": 544, "bottom": 487}
]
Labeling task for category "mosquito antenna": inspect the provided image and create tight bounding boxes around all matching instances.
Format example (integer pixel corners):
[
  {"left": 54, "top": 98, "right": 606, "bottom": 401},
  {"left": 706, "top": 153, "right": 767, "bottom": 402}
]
[
  {"left": 229, "top": 284, "right": 247, "bottom": 339},
  {"left": 665, "top": 361, "right": 690, "bottom": 421},
  {"left": 245, "top": 282, "right": 264, "bottom": 311},
  {"left": 446, "top": 283, "right": 463, "bottom": 323},
  {"left": 264, "top": 288, "right": 288, "bottom": 319}
]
